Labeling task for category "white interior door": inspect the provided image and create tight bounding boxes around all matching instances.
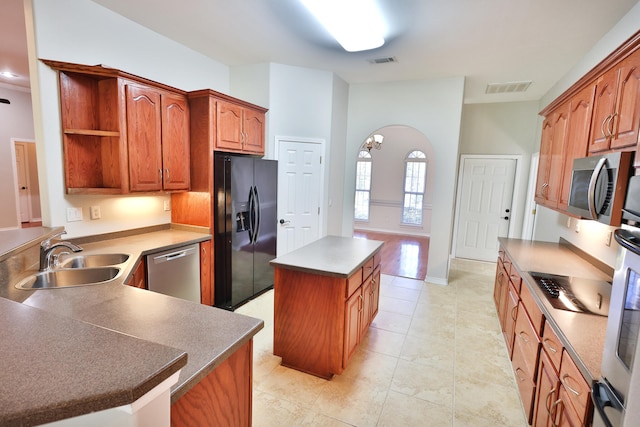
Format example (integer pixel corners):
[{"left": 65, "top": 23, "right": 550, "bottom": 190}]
[
  {"left": 14, "top": 142, "right": 31, "bottom": 223},
  {"left": 455, "top": 157, "right": 516, "bottom": 262},
  {"left": 276, "top": 139, "right": 323, "bottom": 256}
]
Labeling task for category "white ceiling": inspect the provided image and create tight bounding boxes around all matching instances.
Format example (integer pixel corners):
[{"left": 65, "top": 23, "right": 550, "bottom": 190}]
[{"left": 2, "top": 0, "right": 639, "bottom": 103}]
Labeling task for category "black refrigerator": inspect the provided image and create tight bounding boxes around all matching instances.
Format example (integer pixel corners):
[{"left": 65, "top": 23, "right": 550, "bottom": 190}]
[{"left": 214, "top": 152, "right": 277, "bottom": 310}]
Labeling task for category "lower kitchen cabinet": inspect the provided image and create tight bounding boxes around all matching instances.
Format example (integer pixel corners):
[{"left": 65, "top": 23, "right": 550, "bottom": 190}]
[
  {"left": 199, "top": 240, "right": 213, "bottom": 306},
  {"left": 495, "top": 244, "right": 594, "bottom": 427},
  {"left": 171, "top": 340, "right": 253, "bottom": 427},
  {"left": 273, "top": 247, "right": 382, "bottom": 379},
  {"left": 125, "top": 258, "right": 146, "bottom": 289}
]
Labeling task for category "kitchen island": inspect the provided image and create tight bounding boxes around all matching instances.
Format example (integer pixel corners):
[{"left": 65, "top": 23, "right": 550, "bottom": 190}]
[
  {"left": 270, "top": 236, "right": 383, "bottom": 379},
  {"left": 0, "top": 226, "right": 263, "bottom": 426}
]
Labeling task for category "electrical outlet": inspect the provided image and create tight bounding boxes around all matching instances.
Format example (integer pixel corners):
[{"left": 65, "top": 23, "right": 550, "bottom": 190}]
[
  {"left": 604, "top": 230, "right": 613, "bottom": 247},
  {"left": 163, "top": 199, "right": 171, "bottom": 211},
  {"left": 66, "top": 207, "right": 83, "bottom": 222},
  {"left": 90, "top": 205, "right": 101, "bottom": 220}
]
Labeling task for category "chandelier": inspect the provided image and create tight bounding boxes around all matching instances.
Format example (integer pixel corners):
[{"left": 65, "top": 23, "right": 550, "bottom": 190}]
[{"left": 363, "top": 134, "right": 384, "bottom": 152}]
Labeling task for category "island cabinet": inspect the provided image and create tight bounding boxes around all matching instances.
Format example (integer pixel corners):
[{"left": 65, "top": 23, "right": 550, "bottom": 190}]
[
  {"left": 43, "top": 60, "right": 190, "bottom": 194},
  {"left": 270, "top": 236, "right": 384, "bottom": 379}
]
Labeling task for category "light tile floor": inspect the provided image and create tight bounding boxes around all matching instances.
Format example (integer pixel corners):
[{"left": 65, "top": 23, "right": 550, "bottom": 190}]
[{"left": 236, "top": 259, "right": 528, "bottom": 426}]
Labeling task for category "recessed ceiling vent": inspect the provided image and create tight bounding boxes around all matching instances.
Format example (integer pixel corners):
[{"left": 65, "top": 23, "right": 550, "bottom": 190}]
[
  {"left": 485, "top": 80, "right": 532, "bottom": 94},
  {"left": 369, "top": 56, "right": 397, "bottom": 64}
]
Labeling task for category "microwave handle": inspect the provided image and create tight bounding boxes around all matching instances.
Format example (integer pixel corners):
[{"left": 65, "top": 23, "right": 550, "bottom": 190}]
[{"left": 588, "top": 157, "right": 608, "bottom": 219}]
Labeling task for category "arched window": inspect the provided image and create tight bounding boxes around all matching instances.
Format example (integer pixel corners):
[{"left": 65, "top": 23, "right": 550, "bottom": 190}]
[
  {"left": 354, "top": 150, "right": 372, "bottom": 221},
  {"left": 402, "top": 150, "right": 427, "bottom": 225}
]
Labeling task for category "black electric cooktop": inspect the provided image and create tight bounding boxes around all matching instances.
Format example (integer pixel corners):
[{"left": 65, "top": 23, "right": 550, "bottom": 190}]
[{"left": 528, "top": 272, "right": 612, "bottom": 316}]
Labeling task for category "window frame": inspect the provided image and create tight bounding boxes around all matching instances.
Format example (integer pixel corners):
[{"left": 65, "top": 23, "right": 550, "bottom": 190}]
[
  {"left": 401, "top": 150, "right": 427, "bottom": 225},
  {"left": 354, "top": 149, "right": 373, "bottom": 222}
]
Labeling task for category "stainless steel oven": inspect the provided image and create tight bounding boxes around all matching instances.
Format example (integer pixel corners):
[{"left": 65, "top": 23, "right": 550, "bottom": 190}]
[{"left": 593, "top": 229, "right": 640, "bottom": 426}]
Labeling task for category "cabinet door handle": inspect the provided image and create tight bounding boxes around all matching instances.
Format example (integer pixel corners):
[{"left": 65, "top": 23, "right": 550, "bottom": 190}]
[
  {"left": 165, "top": 168, "right": 170, "bottom": 182},
  {"left": 159, "top": 168, "right": 163, "bottom": 180},
  {"left": 608, "top": 112, "right": 618, "bottom": 137},
  {"left": 561, "top": 374, "right": 581, "bottom": 396},
  {"left": 515, "top": 367, "right": 526, "bottom": 382},
  {"left": 511, "top": 305, "right": 518, "bottom": 321},
  {"left": 550, "top": 398, "right": 562, "bottom": 427},
  {"left": 519, "top": 331, "right": 530, "bottom": 344},
  {"left": 545, "top": 386, "right": 557, "bottom": 416},
  {"left": 543, "top": 338, "right": 558, "bottom": 354},
  {"left": 601, "top": 114, "right": 612, "bottom": 138}
]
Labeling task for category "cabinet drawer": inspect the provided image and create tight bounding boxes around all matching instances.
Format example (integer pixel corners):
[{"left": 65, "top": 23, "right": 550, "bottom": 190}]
[
  {"left": 346, "top": 268, "right": 363, "bottom": 298},
  {"left": 373, "top": 250, "right": 382, "bottom": 270},
  {"left": 559, "top": 350, "right": 591, "bottom": 423},
  {"left": 513, "top": 301, "right": 541, "bottom": 379},
  {"left": 362, "top": 256, "right": 375, "bottom": 280},
  {"left": 541, "top": 320, "right": 563, "bottom": 370},
  {"left": 520, "top": 282, "right": 545, "bottom": 337},
  {"left": 508, "top": 266, "right": 522, "bottom": 293}
]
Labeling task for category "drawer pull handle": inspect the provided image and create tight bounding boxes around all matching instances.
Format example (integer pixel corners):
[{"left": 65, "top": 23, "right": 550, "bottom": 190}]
[
  {"left": 511, "top": 305, "right": 518, "bottom": 321},
  {"left": 515, "top": 367, "right": 526, "bottom": 382},
  {"left": 519, "top": 331, "right": 530, "bottom": 343},
  {"left": 561, "top": 374, "right": 581, "bottom": 396},
  {"left": 543, "top": 338, "right": 558, "bottom": 353}
]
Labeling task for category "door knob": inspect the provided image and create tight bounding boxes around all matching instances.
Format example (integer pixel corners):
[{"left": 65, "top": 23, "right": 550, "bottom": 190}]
[
  {"left": 21, "top": 186, "right": 26, "bottom": 190},
  {"left": 279, "top": 219, "right": 290, "bottom": 225},
  {"left": 503, "top": 216, "right": 510, "bottom": 220},
  {"left": 505, "top": 209, "right": 510, "bottom": 213}
]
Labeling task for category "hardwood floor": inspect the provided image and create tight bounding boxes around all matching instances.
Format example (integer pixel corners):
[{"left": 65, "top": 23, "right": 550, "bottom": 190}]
[
  {"left": 353, "top": 230, "right": 429, "bottom": 280},
  {"left": 21, "top": 221, "right": 42, "bottom": 228}
]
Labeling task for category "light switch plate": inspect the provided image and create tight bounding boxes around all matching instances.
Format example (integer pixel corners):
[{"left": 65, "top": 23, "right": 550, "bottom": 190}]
[
  {"left": 66, "top": 207, "right": 83, "bottom": 222},
  {"left": 164, "top": 199, "right": 171, "bottom": 211}
]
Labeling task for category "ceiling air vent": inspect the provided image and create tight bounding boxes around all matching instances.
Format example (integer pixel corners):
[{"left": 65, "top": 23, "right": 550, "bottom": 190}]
[
  {"left": 369, "top": 56, "right": 397, "bottom": 64},
  {"left": 485, "top": 81, "right": 532, "bottom": 94}
]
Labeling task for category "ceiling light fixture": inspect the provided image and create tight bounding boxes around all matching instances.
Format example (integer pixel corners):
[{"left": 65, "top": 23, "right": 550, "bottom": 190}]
[
  {"left": 301, "top": 0, "right": 386, "bottom": 52},
  {"left": 363, "top": 134, "right": 384, "bottom": 152}
]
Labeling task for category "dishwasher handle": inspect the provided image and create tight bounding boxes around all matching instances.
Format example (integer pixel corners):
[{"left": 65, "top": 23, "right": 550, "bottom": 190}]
[{"left": 151, "top": 247, "right": 196, "bottom": 265}]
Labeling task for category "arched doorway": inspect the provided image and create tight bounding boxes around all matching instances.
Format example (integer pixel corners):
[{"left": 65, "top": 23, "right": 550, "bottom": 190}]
[{"left": 352, "top": 125, "right": 433, "bottom": 280}]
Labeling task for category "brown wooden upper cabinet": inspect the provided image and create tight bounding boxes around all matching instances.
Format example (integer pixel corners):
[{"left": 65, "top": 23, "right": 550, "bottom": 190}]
[
  {"left": 43, "top": 60, "right": 190, "bottom": 195},
  {"left": 537, "top": 30, "right": 640, "bottom": 218},
  {"left": 589, "top": 49, "right": 640, "bottom": 155},
  {"left": 535, "top": 106, "right": 567, "bottom": 209},
  {"left": 216, "top": 99, "right": 266, "bottom": 154},
  {"left": 126, "top": 84, "right": 190, "bottom": 192}
]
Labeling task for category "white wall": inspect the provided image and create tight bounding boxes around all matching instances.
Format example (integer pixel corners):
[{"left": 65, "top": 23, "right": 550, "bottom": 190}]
[
  {"left": 345, "top": 77, "right": 465, "bottom": 284},
  {"left": 354, "top": 125, "right": 435, "bottom": 236},
  {"left": 532, "top": 1, "right": 640, "bottom": 267},
  {"left": 26, "top": 0, "right": 231, "bottom": 238},
  {"left": 0, "top": 86, "right": 35, "bottom": 229},
  {"left": 327, "top": 76, "right": 349, "bottom": 236},
  {"left": 459, "top": 101, "right": 540, "bottom": 238}
]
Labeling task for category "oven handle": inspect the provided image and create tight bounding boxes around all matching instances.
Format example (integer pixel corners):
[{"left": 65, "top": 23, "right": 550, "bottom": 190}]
[
  {"left": 591, "top": 381, "right": 623, "bottom": 427},
  {"left": 614, "top": 229, "right": 640, "bottom": 255},
  {"left": 587, "top": 157, "right": 607, "bottom": 220}
]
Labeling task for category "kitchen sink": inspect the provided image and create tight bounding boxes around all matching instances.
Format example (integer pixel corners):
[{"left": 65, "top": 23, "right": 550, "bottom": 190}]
[
  {"left": 15, "top": 267, "right": 121, "bottom": 290},
  {"left": 59, "top": 253, "right": 130, "bottom": 268}
]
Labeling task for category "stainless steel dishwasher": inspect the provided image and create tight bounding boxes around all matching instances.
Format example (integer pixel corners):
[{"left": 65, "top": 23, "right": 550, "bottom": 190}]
[{"left": 146, "top": 243, "right": 201, "bottom": 303}]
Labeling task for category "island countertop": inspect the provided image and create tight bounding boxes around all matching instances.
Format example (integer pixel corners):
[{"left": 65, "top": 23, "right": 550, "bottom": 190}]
[
  {"left": 0, "top": 225, "right": 264, "bottom": 426},
  {"left": 270, "top": 235, "right": 384, "bottom": 278}
]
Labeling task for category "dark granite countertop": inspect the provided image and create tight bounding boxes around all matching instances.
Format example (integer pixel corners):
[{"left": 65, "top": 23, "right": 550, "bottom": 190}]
[
  {"left": 499, "top": 238, "right": 613, "bottom": 382},
  {"left": 0, "top": 226, "right": 264, "bottom": 425},
  {"left": 270, "top": 235, "right": 384, "bottom": 278}
]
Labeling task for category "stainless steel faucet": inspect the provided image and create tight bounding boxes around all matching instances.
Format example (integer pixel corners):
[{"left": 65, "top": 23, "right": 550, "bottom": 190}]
[{"left": 39, "top": 231, "right": 83, "bottom": 271}]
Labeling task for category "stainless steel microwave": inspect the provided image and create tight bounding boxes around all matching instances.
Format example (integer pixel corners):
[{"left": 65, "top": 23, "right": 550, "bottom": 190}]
[{"left": 567, "top": 151, "right": 633, "bottom": 225}]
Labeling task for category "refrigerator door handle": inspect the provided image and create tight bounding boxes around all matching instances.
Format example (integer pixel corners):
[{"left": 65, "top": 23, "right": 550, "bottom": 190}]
[
  {"left": 592, "top": 381, "right": 624, "bottom": 427},
  {"left": 247, "top": 186, "right": 256, "bottom": 244},
  {"left": 253, "top": 185, "right": 261, "bottom": 245}
]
